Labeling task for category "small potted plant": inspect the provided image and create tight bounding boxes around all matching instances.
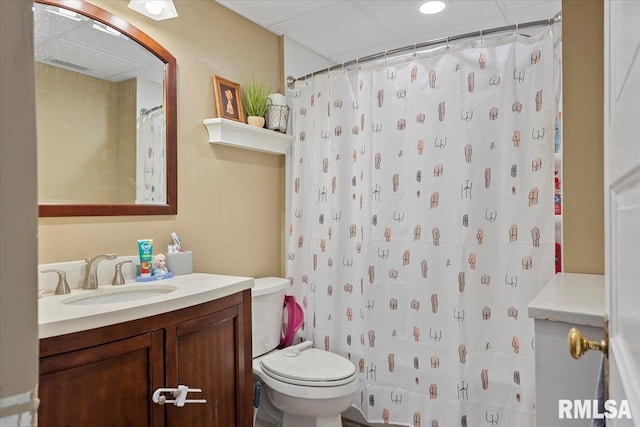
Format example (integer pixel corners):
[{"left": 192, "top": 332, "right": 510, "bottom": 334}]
[{"left": 242, "top": 77, "right": 271, "bottom": 128}]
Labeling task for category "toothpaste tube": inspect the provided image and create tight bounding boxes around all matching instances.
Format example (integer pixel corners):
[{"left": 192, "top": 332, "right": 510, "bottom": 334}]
[{"left": 137, "top": 239, "right": 153, "bottom": 277}]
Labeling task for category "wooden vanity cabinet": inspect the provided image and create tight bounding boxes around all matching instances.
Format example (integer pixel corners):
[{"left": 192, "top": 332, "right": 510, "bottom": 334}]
[{"left": 38, "top": 290, "right": 253, "bottom": 427}]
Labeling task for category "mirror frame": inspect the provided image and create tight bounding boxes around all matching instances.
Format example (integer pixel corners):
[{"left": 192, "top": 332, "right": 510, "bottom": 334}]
[{"left": 37, "top": 0, "right": 177, "bottom": 217}]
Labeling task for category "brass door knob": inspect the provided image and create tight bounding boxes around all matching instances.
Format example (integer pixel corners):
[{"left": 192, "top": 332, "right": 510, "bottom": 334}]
[{"left": 568, "top": 327, "right": 608, "bottom": 359}]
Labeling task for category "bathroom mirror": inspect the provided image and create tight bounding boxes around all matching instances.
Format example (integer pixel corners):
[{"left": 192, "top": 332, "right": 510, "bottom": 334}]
[{"left": 35, "top": 0, "right": 176, "bottom": 216}]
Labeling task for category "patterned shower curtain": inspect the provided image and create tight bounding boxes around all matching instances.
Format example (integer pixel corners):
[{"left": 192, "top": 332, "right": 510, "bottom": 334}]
[
  {"left": 136, "top": 108, "right": 166, "bottom": 204},
  {"left": 287, "top": 28, "right": 556, "bottom": 426}
]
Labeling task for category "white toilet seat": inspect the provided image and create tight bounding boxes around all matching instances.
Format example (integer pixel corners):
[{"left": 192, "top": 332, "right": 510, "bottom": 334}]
[
  {"left": 253, "top": 348, "right": 359, "bottom": 402},
  {"left": 260, "top": 348, "right": 357, "bottom": 387}
]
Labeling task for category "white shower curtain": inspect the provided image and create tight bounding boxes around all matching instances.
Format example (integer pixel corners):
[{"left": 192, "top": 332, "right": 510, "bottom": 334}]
[
  {"left": 287, "top": 29, "right": 556, "bottom": 426},
  {"left": 136, "top": 108, "right": 166, "bottom": 204}
]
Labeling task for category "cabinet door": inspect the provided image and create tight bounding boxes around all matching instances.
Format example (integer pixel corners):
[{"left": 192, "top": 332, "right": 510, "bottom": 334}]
[
  {"left": 39, "top": 331, "right": 164, "bottom": 427},
  {"left": 166, "top": 303, "right": 252, "bottom": 427}
]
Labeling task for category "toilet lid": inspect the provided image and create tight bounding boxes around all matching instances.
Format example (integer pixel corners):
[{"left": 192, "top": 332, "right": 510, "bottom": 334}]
[{"left": 260, "top": 348, "right": 357, "bottom": 387}]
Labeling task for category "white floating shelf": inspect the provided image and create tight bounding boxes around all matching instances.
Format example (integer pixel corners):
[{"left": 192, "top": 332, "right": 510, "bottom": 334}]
[{"left": 203, "top": 118, "right": 294, "bottom": 155}]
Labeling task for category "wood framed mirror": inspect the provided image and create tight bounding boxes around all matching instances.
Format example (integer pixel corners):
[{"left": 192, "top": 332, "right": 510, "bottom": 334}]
[{"left": 35, "top": 0, "right": 177, "bottom": 216}]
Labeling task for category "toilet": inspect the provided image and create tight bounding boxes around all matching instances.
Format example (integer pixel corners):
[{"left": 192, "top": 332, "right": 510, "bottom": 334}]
[{"left": 252, "top": 277, "right": 359, "bottom": 427}]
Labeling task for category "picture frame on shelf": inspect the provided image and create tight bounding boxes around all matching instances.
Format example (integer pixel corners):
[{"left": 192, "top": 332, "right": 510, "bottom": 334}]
[{"left": 212, "top": 75, "right": 244, "bottom": 123}]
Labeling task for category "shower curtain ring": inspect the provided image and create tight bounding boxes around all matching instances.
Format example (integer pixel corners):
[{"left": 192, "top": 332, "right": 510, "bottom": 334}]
[
  {"left": 514, "top": 23, "right": 519, "bottom": 39},
  {"left": 480, "top": 29, "right": 483, "bottom": 44},
  {"left": 413, "top": 43, "right": 417, "bottom": 57},
  {"left": 384, "top": 50, "right": 388, "bottom": 64},
  {"left": 446, "top": 36, "right": 450, "bottom": 50}
]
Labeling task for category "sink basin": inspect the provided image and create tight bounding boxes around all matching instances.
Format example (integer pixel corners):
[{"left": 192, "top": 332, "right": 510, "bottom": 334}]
[{"left": 62, "top": 285, "right": 177, "bottom": 305}]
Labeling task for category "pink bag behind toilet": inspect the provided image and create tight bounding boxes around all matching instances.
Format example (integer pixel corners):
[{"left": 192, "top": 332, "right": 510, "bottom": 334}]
[{"left": 279, "top": 295, "right": 304, "bottom": 348}]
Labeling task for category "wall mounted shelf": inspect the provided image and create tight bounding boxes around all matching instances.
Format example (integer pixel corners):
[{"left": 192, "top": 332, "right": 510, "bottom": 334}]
[{"left": 203, "top": 118, "right": 293, "bottom": 155}]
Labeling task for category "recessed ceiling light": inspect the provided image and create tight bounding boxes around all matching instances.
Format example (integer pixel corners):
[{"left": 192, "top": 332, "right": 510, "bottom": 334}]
[{"left": 419, "top": 1, "right": 446, "bottom": 15}]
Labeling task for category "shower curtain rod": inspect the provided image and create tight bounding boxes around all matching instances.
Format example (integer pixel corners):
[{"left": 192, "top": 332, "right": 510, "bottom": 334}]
[
  {"left": 140, "top": 105, "right": 163, "bottom": 115},
  {"left": 287, "top": 12, "right": 561, "bottom": 88}
]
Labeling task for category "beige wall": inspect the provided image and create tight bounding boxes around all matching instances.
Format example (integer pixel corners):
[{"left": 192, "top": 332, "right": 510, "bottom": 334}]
[
  {"left": 116, "top": 78, "right": 137, "bottom": 203},
  {"left": 36, "top": 63, "right": 131, "bottom": 203},
  {"left": 562, "top": 0, "right": 604, "bottom": 273},
  {"left": 38, "top": 1, "right": 285, "bottom": 278}
]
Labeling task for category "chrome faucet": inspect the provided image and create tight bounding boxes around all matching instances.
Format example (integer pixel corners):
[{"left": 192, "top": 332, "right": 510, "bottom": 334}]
[
  {"left": 41, "top": 269, "right": 71, "bottom": 295},
  {"left": 111, "top": 260, "right": 132, "bottom": 286},
  {"left": 83, "top": 253, "right": 117, "bottom": 289}
]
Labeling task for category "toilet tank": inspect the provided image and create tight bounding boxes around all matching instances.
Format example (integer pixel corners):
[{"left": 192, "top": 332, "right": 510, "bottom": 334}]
[{"left": 251, "top": 277, "right": 289, "bottom": 358}]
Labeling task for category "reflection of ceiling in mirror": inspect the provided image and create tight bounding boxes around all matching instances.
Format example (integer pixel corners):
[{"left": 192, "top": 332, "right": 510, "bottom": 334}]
[{"left": 33, "top": 3, "right": 164, "bottom": 84}]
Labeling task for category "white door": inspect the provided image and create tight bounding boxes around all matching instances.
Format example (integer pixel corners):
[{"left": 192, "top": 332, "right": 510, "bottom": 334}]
[{"left": 604, "top": 0, "right": 640, "bottom": 425}]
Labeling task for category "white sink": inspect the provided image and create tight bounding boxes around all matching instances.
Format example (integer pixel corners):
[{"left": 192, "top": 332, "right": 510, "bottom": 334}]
[
  {"left": 62, "top": 284, "right": 177, "bottom": 305},
  {"left": 39, "top": 273, "right": 254, "bottom": 339}
]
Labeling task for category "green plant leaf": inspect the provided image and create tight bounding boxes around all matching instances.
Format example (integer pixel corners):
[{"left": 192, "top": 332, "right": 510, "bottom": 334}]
[{"left": 242, "top": 78, "right": 271, "bottom": 117}]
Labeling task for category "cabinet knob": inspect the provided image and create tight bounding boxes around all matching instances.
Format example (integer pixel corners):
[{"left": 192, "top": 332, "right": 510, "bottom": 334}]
[{"left": 567, "top": 327, "right": 607, "bottom": 359}]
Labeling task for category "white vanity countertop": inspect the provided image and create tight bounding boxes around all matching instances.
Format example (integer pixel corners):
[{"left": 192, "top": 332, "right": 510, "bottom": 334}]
[
  {"left": 528, "top": 273, "right": 605, "bottom": 327},
  {"left": 39, "top": 273, "right": 253, "bottom": 339}
]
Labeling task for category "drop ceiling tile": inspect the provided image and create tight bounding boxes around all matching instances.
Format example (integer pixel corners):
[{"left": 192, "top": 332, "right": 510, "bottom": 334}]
[
  {"left": 328, "top": 39, "right": 414, "bottom": 65},
  {"left": 398, "top": 14, "right": 511, "bottom": 47},
  {"left": 356, "top": 0, "right": 506, "bottom": 39},
  {"left": 34, "top": 5, "right": 86, "bottom": 38},
  {"left": 215, "top": 1, "right": 341, "bottom": 30},
  {"left": 271, "top": 1, "right": 399, "bottom": 60},
  {"left": 41, "top": 38, "right": 140, "bottom": 81}
]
